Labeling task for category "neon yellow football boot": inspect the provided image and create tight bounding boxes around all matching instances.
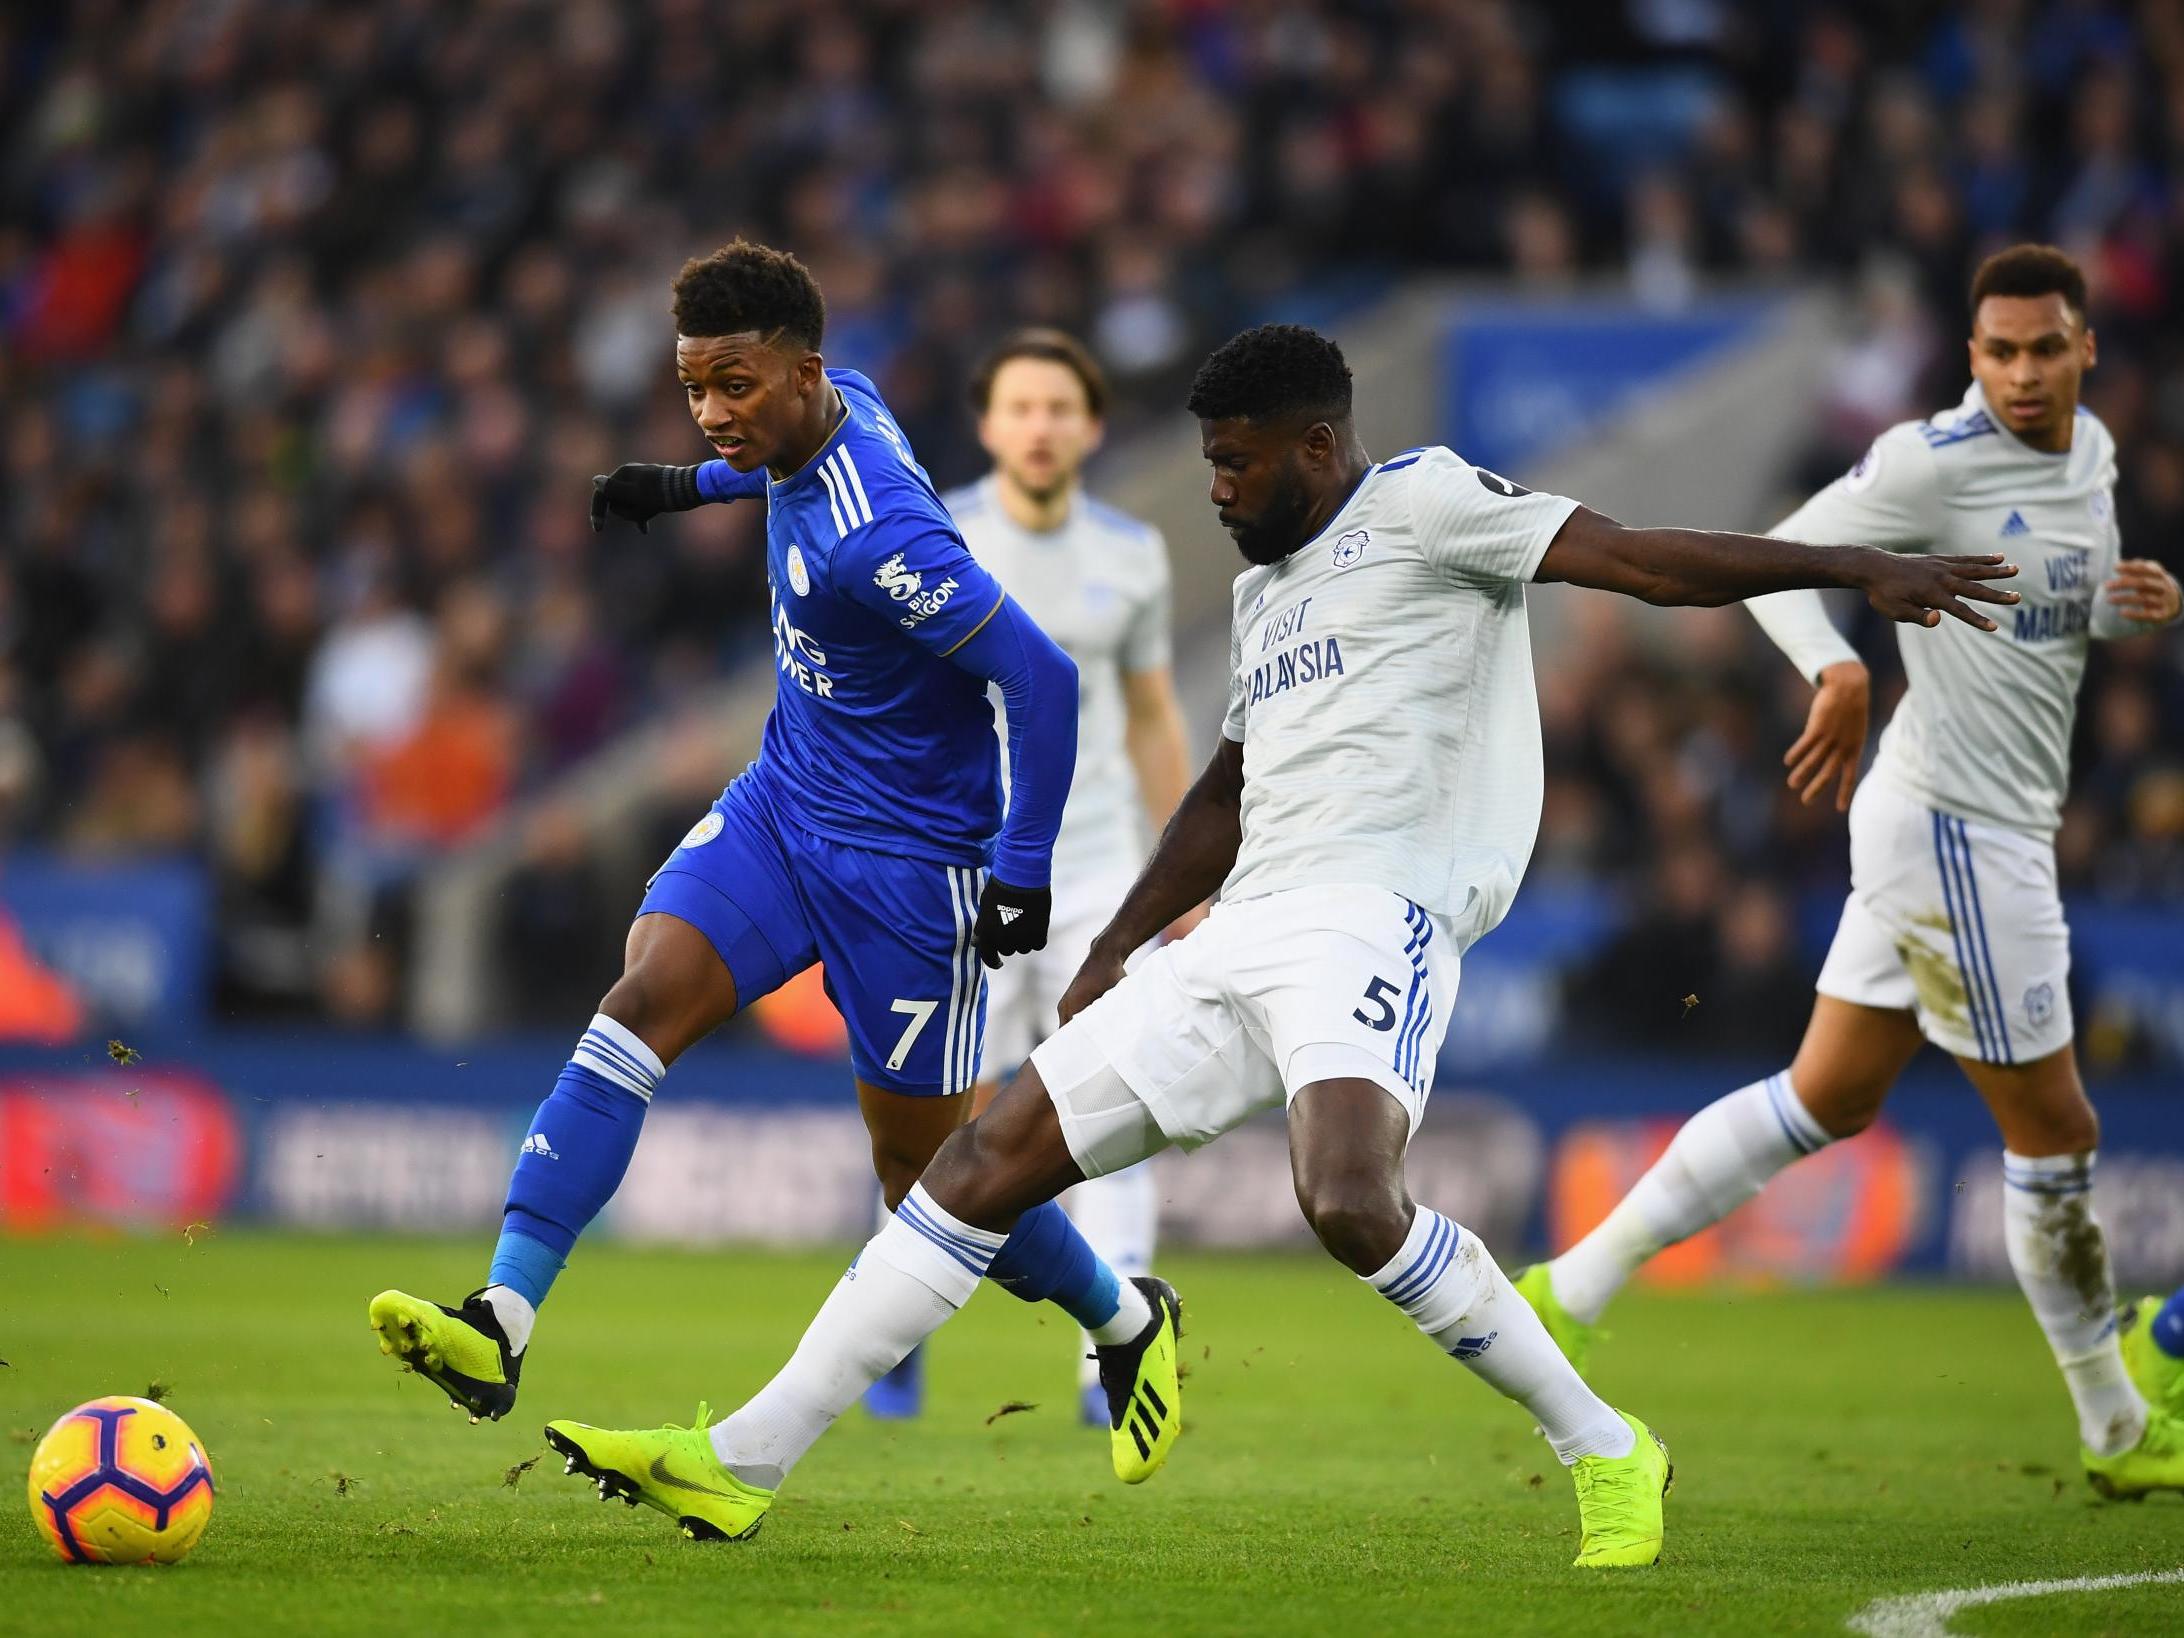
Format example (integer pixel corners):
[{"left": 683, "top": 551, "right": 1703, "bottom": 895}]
[
  {"left": 1095, "top": 1277, "right": 1183, "bottom": 1484},
  {"left": 543, "top": 1403, "right": 773, "bottom": 1541},
  {"left": 368, "top": 1288, "right": 521, "bottom": 1422},
  {"left": 2083, "top": 1406, "right": 2184, "bottom": 1500},
  {"left": 2117, "top": 1295, "right": 2184, "bottom": 1416},
  {"left": 1571, "top": 1411, "right": 1672, "bottom": 1568},
  {"left": 1514, "top": 1264, "right": 1602, "bottom": 1379}
]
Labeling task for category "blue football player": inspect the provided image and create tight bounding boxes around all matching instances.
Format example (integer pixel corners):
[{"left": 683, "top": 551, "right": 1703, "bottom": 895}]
[{"left": 369, "top": 242, "right": 1181, "bottom": 1505}]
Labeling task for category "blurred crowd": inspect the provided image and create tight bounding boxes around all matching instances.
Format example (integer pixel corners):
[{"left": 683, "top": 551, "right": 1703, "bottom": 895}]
[{"left": 2, "top": 0, "right": 2181, "bottom": 1034}]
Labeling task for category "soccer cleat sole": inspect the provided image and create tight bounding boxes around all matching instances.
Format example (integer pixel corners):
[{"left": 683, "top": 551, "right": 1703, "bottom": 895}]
[
  {"left": 540, "top": 1424, "right": 762, "bottom": 1543},
  {"left": 368, "top": 1295, "right": 516, "bottom": 1422}
]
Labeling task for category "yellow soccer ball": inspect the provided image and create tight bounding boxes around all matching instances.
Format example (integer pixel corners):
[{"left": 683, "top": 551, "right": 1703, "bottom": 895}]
[{"left": 26, "top": 1396, "right": 215, "bottom": 1565}]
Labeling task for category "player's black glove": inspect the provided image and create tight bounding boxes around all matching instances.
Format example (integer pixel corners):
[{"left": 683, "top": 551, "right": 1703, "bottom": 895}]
[
  {"left": 589, "top": 463, "right": 703, "bottom": 534},
  {"left": 972, "top": 878, "right": 1052, "bottom": 970}
]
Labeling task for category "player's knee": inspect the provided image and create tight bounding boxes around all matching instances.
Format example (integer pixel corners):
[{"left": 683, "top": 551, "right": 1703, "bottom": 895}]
[
  {"left": 1294, "top": 1170, "right": 1411, "bottom": 1275},
  {"left": 870, "top": 1152, "right": 924, "bottom": 1213},
  {"left": 598, "top": 965, "right": 677, "bottom": 1049},
  {"left": 913, "top": 1117, "right": 992, "bottom": 1207},
  {"left": 2005, "top": 1090, "right": 2099, "bottom": 1157},
  {"left": 1793, "top": 1074, "right": 1887, "bottom": 1140}
]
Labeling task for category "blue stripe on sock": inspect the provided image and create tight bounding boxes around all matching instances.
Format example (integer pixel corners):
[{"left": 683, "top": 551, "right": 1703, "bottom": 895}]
[
  {"left": 896, "top": 1202, "right": 990, "bottom": 1275},
  {"left": 897, "top": 1191, "right": 991, "bottom": 1254},
  {"left": 580, "top": 1028, "right": 656, "bottom": 1089},
  {"left": 1950, "top": 819, "right": 2013, "bottom": 1063},
  {"left": 1381, "top": 1212, "right": 1456, "bottom": 1307},
  {"left": 1380, "top": 1213, "right": 1450, "bottom": 1306},
  {"left": 1384, "top": 1225, "right": 1457, "bottom": 1310},
  {"left": 580, "top": 1025, "right": 650, "bottom": 1076},
  {"left": 1763, "top": 1072, "right": 1820, "bottom": 1156},
  {"left": 897, "top": 1196, "right": 996, "bottom": 1269},
  {"left": 1932, "top": 812, "right": 1994, "bottom": 1059}
]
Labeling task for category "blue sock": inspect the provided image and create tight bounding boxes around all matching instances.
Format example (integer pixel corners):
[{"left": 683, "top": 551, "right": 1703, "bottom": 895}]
[
  {"left": 487, "top": 1015, "right": 663, "bottom": 1311},
  {"left": 986, "top": 1200, "right": 1122, "bottom": 1330},
  {"left": 2154, "top": 1285, "right": 2184, "bottom": 1359}
]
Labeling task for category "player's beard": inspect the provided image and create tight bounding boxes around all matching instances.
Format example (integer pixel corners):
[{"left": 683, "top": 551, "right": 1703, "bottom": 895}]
[
  {"left": 1229, "top": 459, "right": 1315, "bottom": 566},
  {"left": 1006, "top": 462, "right": 1073, "bottom": 508}
]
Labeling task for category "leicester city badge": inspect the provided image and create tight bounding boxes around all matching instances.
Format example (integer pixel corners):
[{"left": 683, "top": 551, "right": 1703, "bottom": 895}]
[{"left": 785, "top": 544, "right": 811, "bottom": 597}]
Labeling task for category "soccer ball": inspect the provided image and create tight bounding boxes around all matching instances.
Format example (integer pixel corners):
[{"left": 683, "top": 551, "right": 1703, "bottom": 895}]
[{"left": 26, "top": 1396, "right": 215, "bottom": 1565}]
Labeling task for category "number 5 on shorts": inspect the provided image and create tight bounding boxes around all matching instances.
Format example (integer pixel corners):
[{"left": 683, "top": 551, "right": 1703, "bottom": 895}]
[
  {"left": 1353, "top": 976, "right": 1400, "bottom": 1032},
  {"left": 887, "top": 998, "right": 940, "bottom": 1072}
]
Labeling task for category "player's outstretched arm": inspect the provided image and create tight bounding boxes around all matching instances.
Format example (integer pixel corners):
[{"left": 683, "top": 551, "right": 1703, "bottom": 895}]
[
  {"left": 1060, "top": 736, "right": 1244, "bottom": 1023},
  {"left": 1534, "top": 506, "right": 2022, "bottom": 630},
  {"left": 588, "top": 460, "right": 765, "bottom": 533}
]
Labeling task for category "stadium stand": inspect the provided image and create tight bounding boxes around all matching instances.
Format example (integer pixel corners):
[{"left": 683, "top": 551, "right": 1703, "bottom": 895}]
[{"left": 2, "top": 1, "right": 2180, "bottom": 1037}]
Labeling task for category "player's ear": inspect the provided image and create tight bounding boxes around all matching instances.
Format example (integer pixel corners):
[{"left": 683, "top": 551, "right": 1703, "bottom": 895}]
[
  {"left": 794, "top": 349, "right": 827, "bottom": 395},
  {"left": 1083, "top": 416, "right": 1105, "bottom": 457},
  {"left": 1299, "top": 420, "right": 1336, "bottom": 468},
  {"left": 2083, "top": 325, "right": 2097, "bottom": 372}
]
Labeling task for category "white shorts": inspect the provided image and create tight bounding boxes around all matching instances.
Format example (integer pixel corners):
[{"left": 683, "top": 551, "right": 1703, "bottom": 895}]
[
  {"left": 1815, "top": 777, "right": 2072, "bottom": 1065},
  {"left": 981, "top": 863, "right": 1140, "bottom": 1076},
  {"left": 1030, "top": 885, "right": 1460, "bottom": 1179}
]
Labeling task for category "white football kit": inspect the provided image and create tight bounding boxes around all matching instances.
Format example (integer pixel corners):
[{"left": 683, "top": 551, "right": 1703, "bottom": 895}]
[
  {"left": 1748, "top": 380, "right": 2166, "bottom": 1063},
  {"left": 1032, "top": 448, "right": 1579, "bottom": 1177},
  {"left": 945, "top": 476, "right": 1174, "bottom": 1070}
]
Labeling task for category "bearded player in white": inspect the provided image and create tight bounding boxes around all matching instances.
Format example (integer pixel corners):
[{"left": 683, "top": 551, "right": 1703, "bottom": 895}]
[
  {"left": 1527, "top": 245, "right": 2184, "bottom": 1499},
  {"left": 540, "top": 324, "right": 2018, "bottom": 1563},
  {"left": 864, "top": 329, "right": 1198, "bottom": 1423}
]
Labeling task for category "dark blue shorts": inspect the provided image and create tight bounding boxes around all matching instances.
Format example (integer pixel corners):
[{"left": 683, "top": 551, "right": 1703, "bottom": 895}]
[{"left": 638, "top": 773, "right": 988, "bottom": 1095}]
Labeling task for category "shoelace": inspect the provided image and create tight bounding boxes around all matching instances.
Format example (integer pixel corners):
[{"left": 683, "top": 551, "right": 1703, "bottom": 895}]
[{"left": 668, "top": 1401, "right": 716, "bottom": 1433}]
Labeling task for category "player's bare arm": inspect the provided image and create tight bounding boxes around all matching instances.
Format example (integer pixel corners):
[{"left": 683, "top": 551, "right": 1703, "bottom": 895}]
[
  {"left": 1120, "top": 666, "right": 1206, "bottom": 937},
  {"left": 1534, "top": 506, "right": 2023, "bottom": 629},
  {"left": 2103, "top": 558, "right": 2182, "bottom": 626},
  {"left": 1783, "top": 660, "right": 1871, "bottom": 812},
  {"left": 1060, "top": 735, "right": 1243, "bottom": 1022}
]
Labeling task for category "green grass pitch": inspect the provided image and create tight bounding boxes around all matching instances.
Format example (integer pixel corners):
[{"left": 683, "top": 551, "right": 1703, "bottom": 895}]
[{"left": 4, "top": 1232, "right": 2179, "bottom": 1636}]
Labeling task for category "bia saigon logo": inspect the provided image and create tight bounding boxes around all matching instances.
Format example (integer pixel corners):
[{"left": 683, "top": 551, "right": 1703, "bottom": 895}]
[
  {"left": 875, "top": 551, "right": 961, "bottom": 629},
  {"left": 873, "top": 552, "right": 922, "bottom": 600}
]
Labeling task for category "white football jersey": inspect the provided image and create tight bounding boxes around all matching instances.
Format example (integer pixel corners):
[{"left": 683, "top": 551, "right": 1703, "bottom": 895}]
[
  {"left": 946, "top": 477, "right": 1173, "bottom": 883},
  {"left": 1770, "top": 380, "right": 2134, "bottom": 836},
  {"left": 1218, "top": 447, "right": 1578, "bottom": 947}
]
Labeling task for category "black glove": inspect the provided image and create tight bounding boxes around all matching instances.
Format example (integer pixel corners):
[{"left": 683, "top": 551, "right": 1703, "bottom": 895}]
[
  {"left": 589, "top": 463, "right": 703, "bottom": 534},
  {"left": 972, "top": 877, "right": 1052, "bottom": 970}
]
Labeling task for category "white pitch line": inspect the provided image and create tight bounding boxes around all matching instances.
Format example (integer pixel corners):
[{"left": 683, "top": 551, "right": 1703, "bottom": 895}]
[{"left": 1846, "top": 1567, "right": 2184, "bottom": 1637}]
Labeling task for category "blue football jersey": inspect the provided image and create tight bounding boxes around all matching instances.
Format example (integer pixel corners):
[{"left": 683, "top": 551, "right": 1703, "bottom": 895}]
[{"left": 726, "top": 370, "right": 1008, "bottom": 866}]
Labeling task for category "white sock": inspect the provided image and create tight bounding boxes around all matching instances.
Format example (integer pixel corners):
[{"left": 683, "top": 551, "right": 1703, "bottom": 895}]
[
  {"left": 1090, "top": 1276, "right": 1153, "bottom": 1346},
  {"left": 2002, "top": 1150, "right": 2145, "bottom": 1455},
  {"left": 480, "top": 1285, "right": 536, "bottom": 1355},
  {"left": 1369, "top": 1207, "right": 1633, "bottom": 1463},
  {"left": 1066, "top": 1163, "right": 1160, "bottom": 1381},
  {"left": 708, "top": 1184, "right": 1002, "bottom": 1487},
  {"left": 1548, "top": 1070, "right": 1830, "bottom": 1324}
]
